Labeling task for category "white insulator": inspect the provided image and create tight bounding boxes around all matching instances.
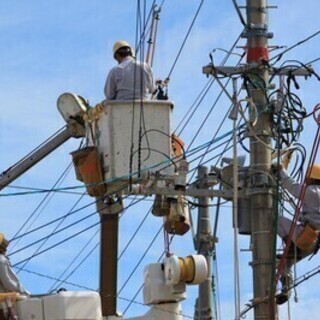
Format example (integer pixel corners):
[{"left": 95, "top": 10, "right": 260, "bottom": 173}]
[
  {"left": 178, "top": 159, "right": 189, "bottom": 173},
  {"left": 164, "top": 254, "right": 208, "bottom": 286},
  {"left": 164, "top": 255, "right": 181, "bottom": 286},
  {"left": 188, "top": 254, "right": 208, "bottom": 285},
  {"left": 174, "top": 173, "right": 187, "bottom": 190}
]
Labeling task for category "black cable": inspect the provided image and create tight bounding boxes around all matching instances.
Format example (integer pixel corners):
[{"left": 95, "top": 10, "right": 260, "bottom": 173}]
[
  {"left": 174, "top": 78, "right": 214, "bottom": 134},
  {"left": 48, "top": 228, "right": 99, "bottom": 292},
  {"left": 270, "top": 29, "right": 320, "bottom": 65},
  {"left": 9, "top": 199, "right": 97, "bottom": 242},
  {"left": 9, "top": 212, "right": 97, "bottom": 257},
  {"left": 117, "top": 225, "right": 163, "bottom": 295},
  {"left": 231, "top": 0, "right": 246, "bottom": 27},
  {"left": 47, "top": 195, "right": 145, "bottom": 291},
  {"left": 118, "top": 208, "right": 152, "bottom": 260},
  {"left": 166, "top": 0, "right": 205, "bottom": 80},
  {"left": 13, "top": 222, "right": 99, "bottom": 267},
  {"left": 9, "top": 161, "right": 75, "bottom": 252}
]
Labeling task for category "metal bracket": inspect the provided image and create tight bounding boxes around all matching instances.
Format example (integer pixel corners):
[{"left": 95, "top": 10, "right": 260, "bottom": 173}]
[
  {"left": 242, "top": 28, "right": 274, "bottom": 39},
  {"left": 246, "top": 187, "right": 274, "bottom": 196},
  {"left": 249, "top": 259, "right": 274, "bottom": 266}
]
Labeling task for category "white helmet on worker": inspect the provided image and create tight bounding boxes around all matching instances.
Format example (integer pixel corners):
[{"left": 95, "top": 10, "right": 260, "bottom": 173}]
[
  {"left": 0, "top": 233, "right": 9, "bottom": 249},
  {"left": 113, "top": 40, "right": 133, "bottom": 58},
  {"left": 307, "top": 163, "right": 320, "bottom": 180}
]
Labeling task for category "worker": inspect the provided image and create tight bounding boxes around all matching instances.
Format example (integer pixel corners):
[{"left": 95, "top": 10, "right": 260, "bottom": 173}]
[
  {"left": 0, "top": 233, "right": 29, "bottom": 319},
  {"left": 104, "top": 40, "right": 155, "bottom": 101},
  {"left": 274, "top": 156, "right": 320, "bottom": 304}
]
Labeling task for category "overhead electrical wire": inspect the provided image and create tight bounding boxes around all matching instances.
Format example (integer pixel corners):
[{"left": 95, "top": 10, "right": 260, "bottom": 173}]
[
  {"left": 9, "top": 199, "right": 97, "bottom": 243},
  {"left": 117, "top": 224, "right": 163, "bottom": 295},
  {"left": 270, "top": 29, "right": 320, "bottom": 64},
  {"left": 231, "top": 0, "right": 246, "bottom": 27},
  {"left": 15, "top": 192, "right": 88, "bottom": 272},
  {"left": 12, "top": 222, "right": 99, "bottom": 267},
  {"left": 9, "top": 161, "right": 75, "bottom": 252},
  {"left": 46, "top": 196, "right": 147, "bottom": 292},
  {"left": 48, "top": 228, "right": 99, "bottom": 292},
  {"left": 175, "top": 30, "right": 242, "bottom": 137},
  {"left": 8, "top": 211, "right": 96, "bottom": 258},
  {"left": 10, "top": 194, "right": 146, "bottom": 266},
  {"left": 174, "top": 78, "right": 214, "bottom": 135},
  {"left": 166, "top": 0, "right": 206, "bottom": 80},
  {"left": 122, "top": 235, "right": 175, "bottom": 315}
]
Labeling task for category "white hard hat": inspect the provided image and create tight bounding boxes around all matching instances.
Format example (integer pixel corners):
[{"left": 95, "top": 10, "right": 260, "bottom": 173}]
[{"left": 113, "top": 40, "right": 132, "bottom": 56}]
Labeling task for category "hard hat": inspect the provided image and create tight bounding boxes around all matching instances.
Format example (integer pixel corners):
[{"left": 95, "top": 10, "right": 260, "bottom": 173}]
[
  {"left": 0, "top": 233, "right": 3, "bottom": 245},
  {"left": 307, "top": 163, "right": 320, "bottom": 180},
  {"left": 113, "top": 40, "right": 132, "bottom": 56}
]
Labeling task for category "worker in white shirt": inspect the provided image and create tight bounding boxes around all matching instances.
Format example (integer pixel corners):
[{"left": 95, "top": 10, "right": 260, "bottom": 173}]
[
  {"left": 274, "top": 155, "right": 320, "bottom": 304},
  {"left": 0, "top": 233, "right": 29, "bottom": 319},
  {"left": 104, "top": 40, "right": 155, "bottom": 101}
]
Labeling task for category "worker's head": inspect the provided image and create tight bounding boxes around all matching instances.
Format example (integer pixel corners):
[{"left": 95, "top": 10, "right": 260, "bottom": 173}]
[
  {"left": 306, "top": 163, "right": 320, "bottom": 185},
  {"left": 113, "top": 40, "right": 133, "bottom": 63},
  {"left": 0, "top": 233, "right": 9, "bottom": 253}
]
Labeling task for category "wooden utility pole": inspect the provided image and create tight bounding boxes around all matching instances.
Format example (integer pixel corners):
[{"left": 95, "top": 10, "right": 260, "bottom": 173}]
[
  {"left": 97, "top": 197, "right": 121, "bottom": 317},
  {"left": 245, "top": 1, "right": 276, "bottom": 318}
]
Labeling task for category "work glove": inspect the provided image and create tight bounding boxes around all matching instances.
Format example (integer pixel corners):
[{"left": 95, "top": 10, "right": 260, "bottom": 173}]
[
  {"left": 282, "top": 150, "right": 293, "bottom": 170},
  {"left": 271, "top": 162, "right": 283, "bottom": 175}
]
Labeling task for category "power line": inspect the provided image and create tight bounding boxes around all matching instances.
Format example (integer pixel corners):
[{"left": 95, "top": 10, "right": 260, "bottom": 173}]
[
  {"left": 270, "top": 29, "right": 320, "bottom": 64},
  {"left": 166, "top": 0, "right": 206, "bottom": 80},
  {"left": 13, "top": 222, "right": 99, "bottom": 267},
  {"left": 117, "top": 225, "right": 163, "bottom": 295},
  {"left": 9, "top": 199, "right": 97, "bottom": 242},
  {"left": 15, "top": 192, "right": 88, "bottom": 272},
  {"left": 48, "top": 228, "right": 99, "bottom": 292},
  {"left": 8, "top": 212, "right": 97, "bottom": 257},
  {"left": 9, "top": 161, "right": 75, "bottom": 251}
]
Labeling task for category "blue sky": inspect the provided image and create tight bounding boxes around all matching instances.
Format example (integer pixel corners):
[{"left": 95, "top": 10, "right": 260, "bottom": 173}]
[{"left": 1, "top": 1, "right": 320, "bottom": 319}]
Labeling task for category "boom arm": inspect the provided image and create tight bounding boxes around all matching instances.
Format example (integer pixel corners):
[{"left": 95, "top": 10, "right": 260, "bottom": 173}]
[
  {"left": 0, "top": 92, "right": 89, "bottom": 191},
  {"left": 0, "top": 121, "right": 85, "bottom": 191}
]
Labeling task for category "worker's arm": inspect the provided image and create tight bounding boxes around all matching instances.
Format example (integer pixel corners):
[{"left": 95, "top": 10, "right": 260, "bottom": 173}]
[
  {"left": 104, "top": 68, "right": 117, "bottom": 100},
  {"left": 280, "top": 168, "right": 303, "bottom": 198},
  {"left": 145, "top": 63, "right": 156, "bottom": 94}
]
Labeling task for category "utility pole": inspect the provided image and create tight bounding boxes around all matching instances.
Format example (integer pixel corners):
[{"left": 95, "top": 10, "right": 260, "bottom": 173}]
[
  {"left": 97, "top": 197, "right": 121, "bottom": 317},
  {"left": 194, "top": 166, "right": 216, "bottom": 320},
  {"left": 245, "top": 1, "right": 276, "bottom": 318}
]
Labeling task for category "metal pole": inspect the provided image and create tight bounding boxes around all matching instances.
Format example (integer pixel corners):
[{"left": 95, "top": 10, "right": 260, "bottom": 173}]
[
  {"left": 194, "top": 166, "right": 216, "bottom": 320},
  {"left": 97, "top": 197, "right": 120, "bottom": 317},
  {"left": 245, "top": 1, "right": 276, "bottom": 319}
]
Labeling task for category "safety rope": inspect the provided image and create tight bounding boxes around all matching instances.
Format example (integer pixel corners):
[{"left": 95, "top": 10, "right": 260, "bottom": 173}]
[{"left": 276, "top": 103, "right": 320, "bottom": 282}]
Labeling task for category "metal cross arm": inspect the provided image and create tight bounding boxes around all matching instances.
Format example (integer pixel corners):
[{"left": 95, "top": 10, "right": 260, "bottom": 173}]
[
  {"left": 123, "top": 185, "right": 238, "bottom": 199},
  {"left": 203, "top": 64, "right": 313, "bottom": 78}
]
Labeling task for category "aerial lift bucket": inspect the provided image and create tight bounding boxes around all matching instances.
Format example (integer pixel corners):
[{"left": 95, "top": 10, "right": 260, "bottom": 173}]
[{"left": 71, "top": 147, "right": 106, "bottom": 197}]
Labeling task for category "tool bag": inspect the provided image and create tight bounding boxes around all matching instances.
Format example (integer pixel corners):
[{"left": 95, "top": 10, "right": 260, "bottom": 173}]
[
  {"left": 296, "top": 224, "right": 319, "bottom": 251},
  {"left": 71, "top": 147, "right": 106, "bottom": 197}
]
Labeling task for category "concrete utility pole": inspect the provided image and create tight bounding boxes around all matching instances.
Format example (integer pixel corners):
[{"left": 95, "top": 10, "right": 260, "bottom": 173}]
[
  {"left": 245, "top": 1, "right": 276, "bottom": 318},
  {"left": 194, "top": 166, "right": 216, "bottom": 320}
]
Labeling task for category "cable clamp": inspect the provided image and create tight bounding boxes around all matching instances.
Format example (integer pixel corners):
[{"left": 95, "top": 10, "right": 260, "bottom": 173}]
[{"left": 249, "top": 259, "right": 273, "bottom": 266}]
